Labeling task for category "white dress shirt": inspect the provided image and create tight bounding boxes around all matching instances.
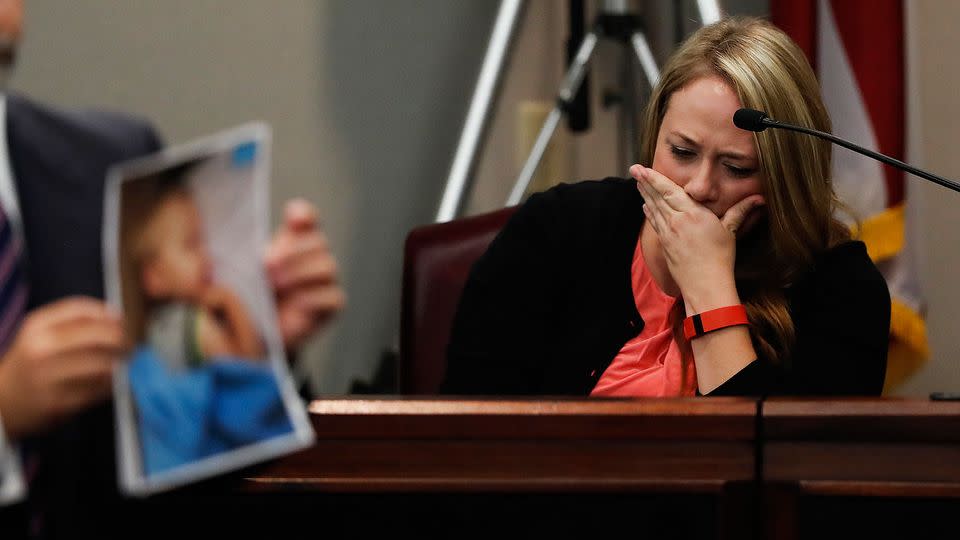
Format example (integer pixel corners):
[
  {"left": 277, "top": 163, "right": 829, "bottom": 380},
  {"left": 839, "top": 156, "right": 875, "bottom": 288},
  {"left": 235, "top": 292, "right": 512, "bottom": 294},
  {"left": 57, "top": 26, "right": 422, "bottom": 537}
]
[{"left": 0, "top": 93, "right": 27, "bottom": 506}]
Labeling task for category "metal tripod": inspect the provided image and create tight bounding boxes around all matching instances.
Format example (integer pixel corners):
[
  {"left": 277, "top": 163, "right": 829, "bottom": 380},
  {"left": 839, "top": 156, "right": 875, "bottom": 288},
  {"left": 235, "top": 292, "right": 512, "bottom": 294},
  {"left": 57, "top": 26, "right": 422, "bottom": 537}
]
[{"left": 435, "top": 0, "right": 721, "bottom": 221}]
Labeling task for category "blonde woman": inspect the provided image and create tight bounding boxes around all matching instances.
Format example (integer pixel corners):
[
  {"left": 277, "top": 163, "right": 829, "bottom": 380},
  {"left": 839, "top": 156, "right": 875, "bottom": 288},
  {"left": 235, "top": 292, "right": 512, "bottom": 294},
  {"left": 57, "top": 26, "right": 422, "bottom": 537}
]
[{"left": 442, "top": 17, "right": 889, "bottom": 397}]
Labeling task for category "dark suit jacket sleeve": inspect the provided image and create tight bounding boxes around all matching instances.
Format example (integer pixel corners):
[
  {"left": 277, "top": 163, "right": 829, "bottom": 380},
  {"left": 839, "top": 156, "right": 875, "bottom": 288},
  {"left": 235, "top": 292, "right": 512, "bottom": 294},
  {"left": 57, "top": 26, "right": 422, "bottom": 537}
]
[
  {"left": 76, "top": 108, "right": 163, "bottom": 154},
  {"left": 3, "top": 96, "right": 168, "bottom": 536},
  {"left": 706, "top": 242, "right": 891, "bottom": 396},
  {"left": 441, "top": 190, "right": 565, "bottom": 395},
  {"left": 8, "top": 98, "right": 165, "bottom": 308}
]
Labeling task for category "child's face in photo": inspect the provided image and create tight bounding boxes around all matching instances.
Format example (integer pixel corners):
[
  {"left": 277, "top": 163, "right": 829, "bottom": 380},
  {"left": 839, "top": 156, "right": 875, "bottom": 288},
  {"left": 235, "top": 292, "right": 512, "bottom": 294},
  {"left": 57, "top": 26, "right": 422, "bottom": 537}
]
[{"left": 141, "top": 191, "right": 214, "bottom": 302}]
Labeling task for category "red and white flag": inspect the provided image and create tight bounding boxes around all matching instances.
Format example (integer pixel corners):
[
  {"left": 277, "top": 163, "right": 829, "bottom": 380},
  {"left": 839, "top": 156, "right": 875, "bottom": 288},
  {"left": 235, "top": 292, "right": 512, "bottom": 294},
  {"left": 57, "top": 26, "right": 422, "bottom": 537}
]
[{"left": 771, "top": 0, "right": 928, "bottom": 391}]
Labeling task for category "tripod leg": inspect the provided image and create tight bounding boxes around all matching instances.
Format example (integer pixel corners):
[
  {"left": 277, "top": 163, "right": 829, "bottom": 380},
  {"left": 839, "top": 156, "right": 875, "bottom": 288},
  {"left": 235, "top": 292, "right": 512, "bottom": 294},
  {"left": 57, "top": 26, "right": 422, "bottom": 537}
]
[
  {"left": 630, "top": 31, "right": 660, "bottom": 89},
  {"left": 436, "top": 0, "right": 526, "bottom": 223},
  {"left": 696, "top": 0, "right": 722, "bottom": 24},
  {"left": 506, "top": 29, "right": 601, "bottom": 206},
  {"left": 618, "top": 43, "right": 641, "bottom": 167}
]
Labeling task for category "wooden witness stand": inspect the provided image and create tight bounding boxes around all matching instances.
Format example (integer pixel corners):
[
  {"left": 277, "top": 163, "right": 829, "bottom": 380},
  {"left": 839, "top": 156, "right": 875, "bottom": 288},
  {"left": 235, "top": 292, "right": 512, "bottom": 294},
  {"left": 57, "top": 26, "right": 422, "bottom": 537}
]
[{"left": 224, "top": 397, "right": 960, "bottom": 538}]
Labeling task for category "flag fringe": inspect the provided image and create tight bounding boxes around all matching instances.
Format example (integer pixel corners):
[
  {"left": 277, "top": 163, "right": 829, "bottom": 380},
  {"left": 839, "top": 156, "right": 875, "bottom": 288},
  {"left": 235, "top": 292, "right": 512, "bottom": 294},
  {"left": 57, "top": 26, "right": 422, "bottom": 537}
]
[
  {"left": 853, "top": 203, "right": 904, "bottom": 262},
  {"left": 883, "top": 299, "right": 931, "bottom": 392},
  {"left": 852, "top": 203, "right": 929, "bottom": 391}
]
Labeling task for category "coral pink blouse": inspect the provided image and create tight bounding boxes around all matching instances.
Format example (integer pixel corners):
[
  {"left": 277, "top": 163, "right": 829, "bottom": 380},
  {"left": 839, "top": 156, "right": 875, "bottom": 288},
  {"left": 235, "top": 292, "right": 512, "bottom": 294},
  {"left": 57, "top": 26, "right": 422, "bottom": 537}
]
[{"left": 590, "top": 235, "right": 697, "bottom": 397}]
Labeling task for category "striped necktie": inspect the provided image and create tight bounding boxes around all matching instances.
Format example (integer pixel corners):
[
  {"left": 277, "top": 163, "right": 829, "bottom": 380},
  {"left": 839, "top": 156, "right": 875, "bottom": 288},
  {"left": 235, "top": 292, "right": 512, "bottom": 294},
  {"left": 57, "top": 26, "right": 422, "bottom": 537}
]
[{"left": 0, "top": 202, "right": 26, "bottom": 353}]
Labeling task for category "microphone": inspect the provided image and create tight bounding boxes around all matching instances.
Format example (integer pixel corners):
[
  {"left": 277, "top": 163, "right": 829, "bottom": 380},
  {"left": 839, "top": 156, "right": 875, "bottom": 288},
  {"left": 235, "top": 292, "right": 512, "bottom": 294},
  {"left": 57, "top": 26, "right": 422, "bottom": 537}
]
[{"left": 733, "top": 108, "right": 960, "bottom": 194}]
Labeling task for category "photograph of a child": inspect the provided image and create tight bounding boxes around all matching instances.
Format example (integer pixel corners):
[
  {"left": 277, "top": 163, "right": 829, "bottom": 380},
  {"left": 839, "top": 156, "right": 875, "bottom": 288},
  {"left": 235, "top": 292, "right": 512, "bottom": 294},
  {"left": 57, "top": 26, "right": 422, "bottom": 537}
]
[
  {"left": 121, "top": 167, "right": 265, "bottom": 369},
  {"left": 105, "top": 126, "right": 313, "bottom": 494}
]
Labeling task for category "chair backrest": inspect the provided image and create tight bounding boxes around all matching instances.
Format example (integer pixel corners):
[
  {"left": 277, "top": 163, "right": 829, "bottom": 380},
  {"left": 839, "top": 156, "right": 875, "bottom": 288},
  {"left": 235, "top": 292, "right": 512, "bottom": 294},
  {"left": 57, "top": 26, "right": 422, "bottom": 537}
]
[{"left": 399, "top": 207, "right": 516, "bottom": 394}]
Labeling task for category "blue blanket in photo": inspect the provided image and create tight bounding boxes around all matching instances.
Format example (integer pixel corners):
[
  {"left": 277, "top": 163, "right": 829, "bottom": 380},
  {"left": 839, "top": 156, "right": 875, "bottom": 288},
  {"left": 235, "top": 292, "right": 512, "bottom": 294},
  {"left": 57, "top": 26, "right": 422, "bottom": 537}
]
[{"left": 127, "top": 345, "right": 295, "bottom": 476}]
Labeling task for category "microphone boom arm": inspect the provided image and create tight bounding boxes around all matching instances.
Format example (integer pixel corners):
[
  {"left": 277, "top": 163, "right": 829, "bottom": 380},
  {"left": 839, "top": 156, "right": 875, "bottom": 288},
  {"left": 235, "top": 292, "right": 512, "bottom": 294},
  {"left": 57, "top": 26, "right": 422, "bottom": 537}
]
[{"left": 761, "top": 117, "right": 960, "bottom": 194}]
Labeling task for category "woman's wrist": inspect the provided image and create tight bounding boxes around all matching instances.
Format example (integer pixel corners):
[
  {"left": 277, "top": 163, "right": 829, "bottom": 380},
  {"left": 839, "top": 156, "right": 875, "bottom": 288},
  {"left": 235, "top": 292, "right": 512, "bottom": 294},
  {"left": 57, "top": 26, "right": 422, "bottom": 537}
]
[{"left": 681, "top": 277, "right": 741, "bottom": 316}]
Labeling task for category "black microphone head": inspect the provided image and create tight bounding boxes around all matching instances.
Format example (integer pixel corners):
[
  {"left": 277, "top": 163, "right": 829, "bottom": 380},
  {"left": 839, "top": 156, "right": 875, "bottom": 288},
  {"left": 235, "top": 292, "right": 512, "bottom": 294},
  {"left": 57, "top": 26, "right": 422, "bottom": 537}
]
[{"left": 733, "top": 108, "right": 769, "bottom": 132}]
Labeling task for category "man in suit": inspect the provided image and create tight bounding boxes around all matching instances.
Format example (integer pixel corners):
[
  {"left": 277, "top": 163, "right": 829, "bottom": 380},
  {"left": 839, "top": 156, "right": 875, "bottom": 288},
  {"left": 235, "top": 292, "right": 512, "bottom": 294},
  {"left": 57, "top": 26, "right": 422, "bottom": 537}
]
[{"left": 0, "top": 0, "right": 344, "bottom": 535}]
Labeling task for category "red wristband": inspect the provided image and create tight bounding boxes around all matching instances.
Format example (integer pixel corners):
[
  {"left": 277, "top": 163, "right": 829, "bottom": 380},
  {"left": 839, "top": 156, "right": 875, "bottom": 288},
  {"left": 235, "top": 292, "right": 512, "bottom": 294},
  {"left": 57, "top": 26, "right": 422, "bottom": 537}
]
[{"left": 683, "top": 305, "right": 749, "bottom": 340}]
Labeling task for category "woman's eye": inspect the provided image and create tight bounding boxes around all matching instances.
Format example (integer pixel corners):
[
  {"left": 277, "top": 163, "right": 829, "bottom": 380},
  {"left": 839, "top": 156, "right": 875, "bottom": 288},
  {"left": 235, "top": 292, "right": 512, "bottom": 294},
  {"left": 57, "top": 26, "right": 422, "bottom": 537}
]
[
  {"left": 670, "top": 145, "right": 695, "bottom": 159},
  {"left": 726, "top": 164, "right": 756, "bottom": 178}
]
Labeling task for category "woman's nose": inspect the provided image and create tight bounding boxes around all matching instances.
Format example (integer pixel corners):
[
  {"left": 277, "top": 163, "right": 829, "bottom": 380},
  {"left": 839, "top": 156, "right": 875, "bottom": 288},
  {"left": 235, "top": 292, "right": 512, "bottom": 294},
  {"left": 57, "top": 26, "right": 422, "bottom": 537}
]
[{"left": 683, "top": 164, "right": 718, "bottom": 203}]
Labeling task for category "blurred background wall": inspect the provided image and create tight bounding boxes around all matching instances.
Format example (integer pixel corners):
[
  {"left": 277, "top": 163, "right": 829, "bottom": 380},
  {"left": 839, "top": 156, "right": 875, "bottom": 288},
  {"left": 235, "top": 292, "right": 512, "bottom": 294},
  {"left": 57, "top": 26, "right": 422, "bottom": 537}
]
[{"left": 11, "top": 0, "right": 958, "bottom": 396}]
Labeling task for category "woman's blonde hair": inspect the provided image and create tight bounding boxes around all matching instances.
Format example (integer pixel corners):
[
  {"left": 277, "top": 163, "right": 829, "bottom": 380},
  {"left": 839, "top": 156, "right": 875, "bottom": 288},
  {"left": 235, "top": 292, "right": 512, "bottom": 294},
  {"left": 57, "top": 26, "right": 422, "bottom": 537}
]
[{"left": 640, "top": 16, "right": 850, "bottom": 367}]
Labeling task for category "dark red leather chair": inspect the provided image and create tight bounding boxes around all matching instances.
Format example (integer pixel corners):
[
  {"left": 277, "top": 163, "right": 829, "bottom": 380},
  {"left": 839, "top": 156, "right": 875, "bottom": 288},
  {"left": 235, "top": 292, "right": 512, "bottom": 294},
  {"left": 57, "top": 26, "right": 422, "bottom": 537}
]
[{"left": 399, "top": 207, "right": 516, "bottom": 394}]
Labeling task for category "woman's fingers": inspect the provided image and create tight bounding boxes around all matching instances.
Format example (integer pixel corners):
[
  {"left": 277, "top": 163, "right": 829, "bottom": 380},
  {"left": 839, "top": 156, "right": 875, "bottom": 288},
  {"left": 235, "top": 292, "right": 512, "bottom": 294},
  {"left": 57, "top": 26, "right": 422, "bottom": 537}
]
[
  {"left": 631, "top": 164, "right": 697, "bottom": 213},
  {"left": 720, "top": 195, "right": 766, "bottom": 235}
]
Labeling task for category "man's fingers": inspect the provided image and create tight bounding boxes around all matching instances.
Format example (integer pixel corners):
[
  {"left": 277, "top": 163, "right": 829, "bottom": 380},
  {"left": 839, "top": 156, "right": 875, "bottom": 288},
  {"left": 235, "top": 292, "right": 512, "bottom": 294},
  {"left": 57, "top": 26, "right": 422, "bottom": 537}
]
[
  {"left": 13, "top": 318, "right": 126, "bottom": 368},
  {"left": 55, "top": 354, "right": 117, "bottom": 388},
  {"left": 50, "top": 319, "right": 128, "bottom": 357},
  {"left": 283, "top": 198, "right": 320, "bottom": 233},
  {"left": 281, "top": 286, "right": 346, "bottom": 317},
  {"left": 274, "top": 252, "right": 338, "bottom": 292},
  {"left": 45, "top": 354, "right": 117, "bottom": 415},
  {"left": 272, "top": 231, "right": 329, "bottom": 264},
  {"left": 267, "top": 234, "right": 334, "bottom": 286},
  {"left": 277, "top": 308, "right": 312, "bottom": 346},
  {"left": 57, "top": 373, "right": 114, "bottom": 414},
  {"left": 276, "top": 287, "right": 344, "bottom": 348},
  {"left": 1, "top": 301, "right": 124, "bottom": 435},
  {"left": 266, "top": 230, "right": 328, "bottom": 267},
  {"left": 28, "top": 297, "right": 119, "bottom": 330},
  {"left": 294, "top": 287, "right": 346, "bottom": 314}
]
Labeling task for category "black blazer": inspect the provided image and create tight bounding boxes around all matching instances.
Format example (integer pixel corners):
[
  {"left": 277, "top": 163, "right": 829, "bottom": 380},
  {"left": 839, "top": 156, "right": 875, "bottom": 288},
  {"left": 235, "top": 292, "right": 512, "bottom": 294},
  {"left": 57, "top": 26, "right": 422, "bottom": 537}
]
[
  {"left": 5, "top": 93, "right": 161, "bottom": 537},
  {"left": 442, "top": 178, "right": 891, "bottom": 396}
]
